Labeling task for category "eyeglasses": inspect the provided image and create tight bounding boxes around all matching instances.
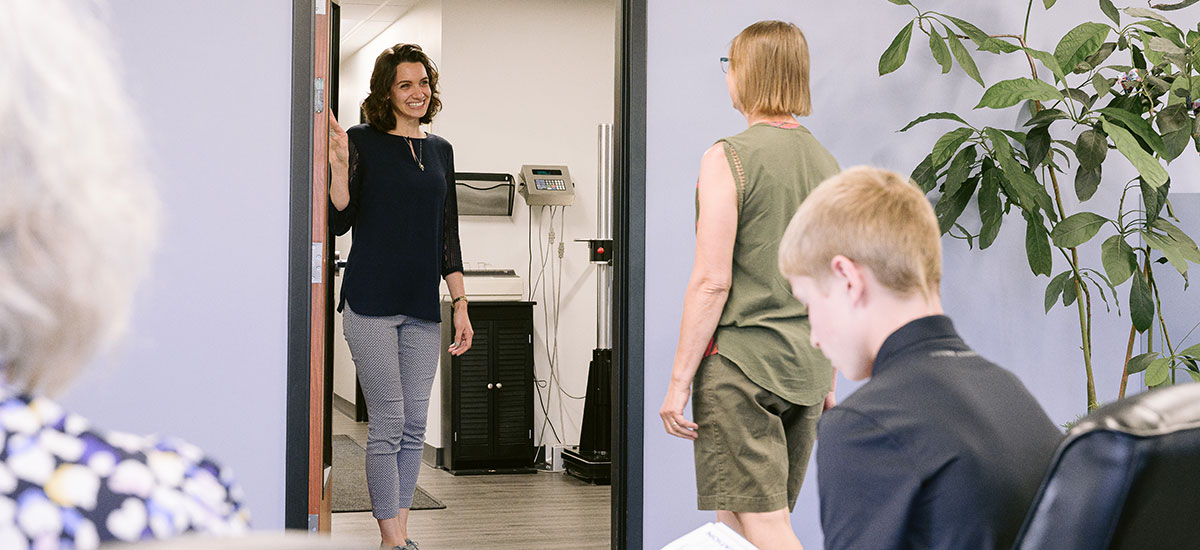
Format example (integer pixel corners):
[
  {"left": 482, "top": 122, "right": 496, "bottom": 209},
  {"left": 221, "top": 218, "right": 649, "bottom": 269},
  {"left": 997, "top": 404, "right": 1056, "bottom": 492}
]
[{"left": 720, "top": 57, "right": 730, "bottom": 73}]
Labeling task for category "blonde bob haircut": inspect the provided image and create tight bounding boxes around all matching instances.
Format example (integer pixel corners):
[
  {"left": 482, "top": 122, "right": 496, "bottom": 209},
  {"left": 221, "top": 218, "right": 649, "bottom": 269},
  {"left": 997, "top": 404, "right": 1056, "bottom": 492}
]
[
  {"left": 0, "top": 0, "right": 158, "bottom": 392},
  {"left": 728, "top": 20, "right": 812, "bottom": 117},
  {"left": 778, "top": 166, "right": 941, "bottom": 299}
]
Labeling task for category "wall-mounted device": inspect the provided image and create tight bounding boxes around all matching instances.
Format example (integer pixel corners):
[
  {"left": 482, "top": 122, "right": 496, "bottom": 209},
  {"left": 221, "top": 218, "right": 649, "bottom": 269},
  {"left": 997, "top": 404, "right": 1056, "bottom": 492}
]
[{"left": 518, "top": 164, "right": 575, "bottom": 206}]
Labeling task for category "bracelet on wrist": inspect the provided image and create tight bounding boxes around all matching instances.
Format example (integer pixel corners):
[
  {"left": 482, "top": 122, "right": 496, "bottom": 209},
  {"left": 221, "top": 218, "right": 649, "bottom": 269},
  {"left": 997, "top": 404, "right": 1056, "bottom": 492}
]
[{"left": 452, "top": 296, "right": 469, "bottom": 307}]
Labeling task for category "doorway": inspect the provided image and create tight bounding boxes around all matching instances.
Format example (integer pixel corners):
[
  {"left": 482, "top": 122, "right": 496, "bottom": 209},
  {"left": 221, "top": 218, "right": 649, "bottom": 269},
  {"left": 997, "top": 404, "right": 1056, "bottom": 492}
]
[{"left": 286, "top": 0, "right": 648, "bottom": 547}]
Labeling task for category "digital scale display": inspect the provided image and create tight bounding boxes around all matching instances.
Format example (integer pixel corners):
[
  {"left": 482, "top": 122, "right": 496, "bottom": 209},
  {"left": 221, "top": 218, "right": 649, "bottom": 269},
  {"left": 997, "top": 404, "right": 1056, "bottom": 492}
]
[
  {"left": 534, "top": 178, "right": 568, "bottom": 191},
  {"left": 519, "top": 164, "right": 574, "bottom": 206}
]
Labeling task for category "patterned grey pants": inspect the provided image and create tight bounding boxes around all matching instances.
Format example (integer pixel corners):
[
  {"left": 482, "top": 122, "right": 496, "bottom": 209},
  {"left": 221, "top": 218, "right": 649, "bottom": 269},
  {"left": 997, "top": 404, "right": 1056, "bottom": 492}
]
[{"left": 342, "top": 301, "right": 440, "bottom": 519}]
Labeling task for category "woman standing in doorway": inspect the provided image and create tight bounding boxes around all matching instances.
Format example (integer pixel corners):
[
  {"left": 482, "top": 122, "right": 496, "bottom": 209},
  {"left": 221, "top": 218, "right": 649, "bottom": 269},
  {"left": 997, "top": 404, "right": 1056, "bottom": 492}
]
[
  {"left": 328, "top": 43, "right": 472, "bottom": 550},
  {"left": 659, "top": 21, "right": 839, "bottom": 549}
]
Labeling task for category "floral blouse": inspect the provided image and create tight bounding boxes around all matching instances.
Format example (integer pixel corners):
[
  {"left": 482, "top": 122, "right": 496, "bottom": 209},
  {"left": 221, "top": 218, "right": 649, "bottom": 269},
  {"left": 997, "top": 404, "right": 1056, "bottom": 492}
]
[{"left": 0, "top": 386, "right": 249, "bottom": 549}]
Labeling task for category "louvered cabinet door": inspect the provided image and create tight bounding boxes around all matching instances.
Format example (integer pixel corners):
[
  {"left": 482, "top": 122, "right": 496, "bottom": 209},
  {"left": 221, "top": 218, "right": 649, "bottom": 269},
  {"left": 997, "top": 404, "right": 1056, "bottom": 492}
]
[
  {"left": 445, "top": 302, "right": 535, "bottom": 473},
  {"left": 452, "top": 322, "right": 492, "bottom": 464},
  {"left": 492, "top": 316, "right": 534, "bottom": 466}
]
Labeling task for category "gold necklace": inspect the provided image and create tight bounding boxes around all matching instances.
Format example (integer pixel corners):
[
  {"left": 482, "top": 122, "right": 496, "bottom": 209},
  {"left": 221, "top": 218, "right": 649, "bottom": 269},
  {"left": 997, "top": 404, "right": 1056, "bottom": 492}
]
[{"left": 403, "top": 136, "right": 424, "bottom": 171}]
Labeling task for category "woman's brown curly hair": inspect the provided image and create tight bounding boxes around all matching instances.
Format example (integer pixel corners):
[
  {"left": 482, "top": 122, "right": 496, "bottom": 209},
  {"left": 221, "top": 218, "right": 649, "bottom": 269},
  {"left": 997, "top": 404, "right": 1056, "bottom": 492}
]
[{"left": 362, "top": 43, "right": 442, "bottom": 130}]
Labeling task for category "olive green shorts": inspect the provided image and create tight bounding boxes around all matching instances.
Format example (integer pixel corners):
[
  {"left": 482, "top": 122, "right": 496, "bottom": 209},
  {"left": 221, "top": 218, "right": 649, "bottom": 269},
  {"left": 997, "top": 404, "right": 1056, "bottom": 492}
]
[{"left": 692, "top": 353, "right": 822, "bottom": 513}]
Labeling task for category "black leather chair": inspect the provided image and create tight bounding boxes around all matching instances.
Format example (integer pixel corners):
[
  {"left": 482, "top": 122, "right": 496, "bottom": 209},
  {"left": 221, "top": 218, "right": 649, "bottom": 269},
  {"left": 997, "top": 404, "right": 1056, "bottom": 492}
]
[{"left": 1013, "top": 383, "right": 1200, "bottom": 550}]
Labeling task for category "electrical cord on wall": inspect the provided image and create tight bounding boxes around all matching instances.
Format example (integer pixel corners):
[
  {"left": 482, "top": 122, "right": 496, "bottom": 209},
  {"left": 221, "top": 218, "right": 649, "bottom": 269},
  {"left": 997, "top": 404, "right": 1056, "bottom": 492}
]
[
  {"left": 526, "top": 203, "right": 593, "bottom": 461},
  {"left": 546, "top": 208, "right": 583, "bottom": 401},
  {"left": 528, "top": 204, "right": 563, "bottom": 452}
]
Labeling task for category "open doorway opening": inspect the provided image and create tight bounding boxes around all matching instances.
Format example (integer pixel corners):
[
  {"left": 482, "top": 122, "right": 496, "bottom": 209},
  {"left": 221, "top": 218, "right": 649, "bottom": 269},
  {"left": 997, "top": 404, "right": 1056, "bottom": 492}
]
[{"left": 323, "top": 1, "right": 619, "bottom": 547}]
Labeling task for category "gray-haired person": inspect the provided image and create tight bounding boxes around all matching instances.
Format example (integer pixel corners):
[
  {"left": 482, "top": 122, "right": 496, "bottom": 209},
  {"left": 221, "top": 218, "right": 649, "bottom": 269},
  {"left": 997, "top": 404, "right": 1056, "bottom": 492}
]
[{"left": 0, "top": 0, "right": 249, "bottom": 547}]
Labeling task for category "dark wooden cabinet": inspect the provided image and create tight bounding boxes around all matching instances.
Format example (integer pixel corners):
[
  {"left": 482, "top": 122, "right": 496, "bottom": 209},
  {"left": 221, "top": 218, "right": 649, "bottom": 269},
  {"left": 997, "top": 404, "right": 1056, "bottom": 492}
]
[{"left": 440, "top": 301, "right": 535, "bottom": 473}]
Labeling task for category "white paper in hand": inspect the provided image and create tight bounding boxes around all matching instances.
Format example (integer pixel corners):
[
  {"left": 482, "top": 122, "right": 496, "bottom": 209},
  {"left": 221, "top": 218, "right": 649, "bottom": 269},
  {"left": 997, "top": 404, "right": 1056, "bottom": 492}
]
[{"left": 660, "top": 522, "right": 759, "bottom": 550}]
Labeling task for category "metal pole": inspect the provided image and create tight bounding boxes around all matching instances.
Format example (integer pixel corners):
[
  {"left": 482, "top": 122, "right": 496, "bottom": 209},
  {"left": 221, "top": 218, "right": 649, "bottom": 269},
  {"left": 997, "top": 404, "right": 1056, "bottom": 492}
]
[{"left": 597, "top": 123, "right": 613, "bottom": 349}]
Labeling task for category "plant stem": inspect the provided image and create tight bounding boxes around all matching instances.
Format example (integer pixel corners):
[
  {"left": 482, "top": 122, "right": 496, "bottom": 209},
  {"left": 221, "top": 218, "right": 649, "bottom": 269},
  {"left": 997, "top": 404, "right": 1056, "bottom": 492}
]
[
  {"left": 1024, "top": 0, "right": 1033, "bottom": 42},
  {"left": 1119, "top": 323, "right": 1136, "bottom": 399},
  {"left": 1148, "top": 265, "right": 1178, "bottom": 383},
  {"left": 1019, "top": 21, "right": 1097, "bottom": 408}
]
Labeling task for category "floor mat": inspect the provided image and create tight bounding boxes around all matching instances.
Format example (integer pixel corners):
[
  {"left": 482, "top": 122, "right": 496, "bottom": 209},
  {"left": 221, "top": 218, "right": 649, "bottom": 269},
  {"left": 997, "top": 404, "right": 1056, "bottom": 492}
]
[{"left": 332, "top": 434, "right": 446, "bottom": 513}]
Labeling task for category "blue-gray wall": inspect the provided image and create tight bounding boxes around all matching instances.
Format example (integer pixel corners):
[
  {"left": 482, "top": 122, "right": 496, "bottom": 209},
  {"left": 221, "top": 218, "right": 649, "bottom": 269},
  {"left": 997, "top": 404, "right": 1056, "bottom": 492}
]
[
  {"left": 643, "top": 1, "right": 1200, "bottom": 548},
  {"left": 63, "top": 0, "right": 295, "bottom": 530}
]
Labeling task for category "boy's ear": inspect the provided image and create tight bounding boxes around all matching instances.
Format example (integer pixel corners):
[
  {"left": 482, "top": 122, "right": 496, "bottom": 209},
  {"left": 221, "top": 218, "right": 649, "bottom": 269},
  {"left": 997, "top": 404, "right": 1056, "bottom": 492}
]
[{"left": 829, "top": 255, "right": 868, "bottom": 305}]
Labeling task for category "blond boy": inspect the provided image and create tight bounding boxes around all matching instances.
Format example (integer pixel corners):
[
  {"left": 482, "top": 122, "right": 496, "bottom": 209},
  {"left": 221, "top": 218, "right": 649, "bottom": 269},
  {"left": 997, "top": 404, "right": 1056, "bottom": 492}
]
[{"left": 778, "top": 166, "right": 1062, "bottom": 550}]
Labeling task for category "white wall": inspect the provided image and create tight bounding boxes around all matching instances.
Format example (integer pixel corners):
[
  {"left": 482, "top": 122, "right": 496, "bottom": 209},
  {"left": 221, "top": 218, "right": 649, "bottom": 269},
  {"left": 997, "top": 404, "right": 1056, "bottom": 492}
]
[
  {"left": 62, "top": 0, "right": 294, "bottom": 530},
  {"left": 643, "top": 1, "right": 1200, "bottom": 548}
]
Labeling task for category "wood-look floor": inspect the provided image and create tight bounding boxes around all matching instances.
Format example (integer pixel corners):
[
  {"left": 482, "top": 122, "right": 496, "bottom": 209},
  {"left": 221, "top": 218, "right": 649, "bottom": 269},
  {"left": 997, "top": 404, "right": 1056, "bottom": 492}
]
[{"left": 329, "top": 410, "right": 611, "bottom": 549}]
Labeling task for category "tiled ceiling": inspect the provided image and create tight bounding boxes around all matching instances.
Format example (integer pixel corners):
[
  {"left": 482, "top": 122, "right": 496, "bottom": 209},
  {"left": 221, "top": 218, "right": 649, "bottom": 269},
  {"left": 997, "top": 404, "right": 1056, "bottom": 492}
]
[{"left": 336, "top": 0, "right": 420, "bottom": 59}]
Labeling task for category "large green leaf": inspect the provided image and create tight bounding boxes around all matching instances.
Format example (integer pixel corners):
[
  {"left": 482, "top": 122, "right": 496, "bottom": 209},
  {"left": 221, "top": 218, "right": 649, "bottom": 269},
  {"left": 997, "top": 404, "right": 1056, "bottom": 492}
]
[
  {"left": 1045, "top": 270, "right": 1073, "bottom": 312},
  {"left": 1054, "top": 22, "right": 1111, "bottom": 74},
  {"left": 1141, "top": 177, "right": 1169, "bottom": 224},
  {"left": 946, "top": 30, "right": 984, "bottom": 86},
  {"left": 1182, "top": 343, "right": 1200, "bottom": 359},
  {"left": 943, "top": 15, "right": 990, "bottom": 45},
  {"left": 932, "top": 127, "right": 975, "bottom": 167},
  {"left": 986, "top": 128, "right": 1056, "bottom": 218},
  {"left": 1195, "top": 113, "right": 1200, "bottom": 153},
  {"left": 1026, "top": 125, "right": 1052, "bottom": 167},
  {"left": 1044, "top": 0, "right": 1057, "bottom": 7},
  {"left": 1102, "top": 119, "right": 1169, "bottom": 188},
  {"left": 1146, "top": 357, "right": 1171, "bottom": 386},
  {"left": 979, "top": 38, "right": 1023, "bottom": 54},
  {"left": 1075, "top": 164, "right": 1102, "bottom": 201},
  {"left": 943, "top": 147, "right": 977, "bottom": 197},
  {"left": 1025, "top": 108, "right": 1069, "bottom": 128},
  {"left": 1024, "top": 210, "right": 1054, "bottom": 277},
  {"left": 1151, "top": 218, "right": 1200, "bottom": 263},
  {"left": 1124, "top": 7, "right": 1171, "bottom": 23},
  {"left": 1132, "top": 20, "right": 1183, "bottom": 48},
  {"left": 1062, "top": 87, "right": 1092, "bottom": 108},
  {"left": 1151, "top": 0, "right": 1200, "bottom": 10},
  {"left": 1144, "top": 230, "right": 1192, "bottom": 274},
  {"left": 1091, "top": 73, "right": 1114, "bottom": 100},
  {"left": 880, "top": 20, "right": 915, "bottom": 75},
  {"left": 929, "top": 27, "right": 953, "bottom": 74},
  {"left": 975, "top": 78, "right": 1064, "bottom": 109},
  {"left": 1078, "top": 42, "right": 1118, "bottom": 72},
  {"left": 1156, "top": 103, "right": 1191, "bottom": 161},
  {"left": 887, "top": 0, "right": 913, "bottom": 5},
  {"left": 1102, "top": 234, "right": 1137, "bottom": 285},
  {"left": 1062, "top": 276, "right": 1079, "bottom": 307},
  {"left": 1052, "top": 212, "right": 1110, "bottom": 248},
  {"left": 1131, "top": 270, "right": 1154, "bottom": 332},
  {"left": 1148, "top": 36, "right": 1186, "bottom": 55},
  {"left": 911, "top": 153, "right": 938, "bottom": 192},
  {"left": 899, "top": 112, "right": 968, "bottom": 132},
  {"left": 936, "top": 175, "right": 979, "bottom": 235},
  {"left": 1098, "top": 108, "right": 1168, "bottom": 158},
  {"left": 1024, "top": 48, "right": 1066, "bottom": 84},
  {"left": 1127, "top": 352, "right": 1158, "bottom": 374},
  {"left": 978, "top": 161, "right": 1003, "bottom": 249},
  {"left": 1100, "top": 0, "right": 1121, "bottom": 25}
]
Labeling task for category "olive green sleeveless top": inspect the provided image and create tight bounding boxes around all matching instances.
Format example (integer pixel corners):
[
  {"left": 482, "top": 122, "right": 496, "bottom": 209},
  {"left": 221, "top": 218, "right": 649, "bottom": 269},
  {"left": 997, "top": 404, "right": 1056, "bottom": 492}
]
[{"left": 703, "top": 123, "right": 839, "bottom": 405}]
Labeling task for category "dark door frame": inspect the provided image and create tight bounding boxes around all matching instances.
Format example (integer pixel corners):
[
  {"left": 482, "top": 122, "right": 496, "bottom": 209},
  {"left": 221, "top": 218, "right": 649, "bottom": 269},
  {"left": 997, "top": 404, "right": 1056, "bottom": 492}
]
[{"left": 286, "top": 0, "right": 648, "bottom": 546}]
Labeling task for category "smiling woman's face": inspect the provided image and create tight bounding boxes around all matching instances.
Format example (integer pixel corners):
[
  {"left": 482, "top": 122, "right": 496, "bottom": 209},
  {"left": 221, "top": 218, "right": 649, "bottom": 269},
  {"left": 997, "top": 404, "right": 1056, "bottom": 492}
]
[{"left": 389, "top": 61, "right": 431, "bottom": 123}]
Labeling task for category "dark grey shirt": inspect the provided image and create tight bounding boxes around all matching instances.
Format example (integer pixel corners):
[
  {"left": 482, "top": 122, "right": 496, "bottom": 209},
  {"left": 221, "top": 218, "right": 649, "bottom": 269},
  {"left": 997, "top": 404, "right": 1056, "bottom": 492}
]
[{"left": 818, "top": 315, "right": 1062, "bottom": 550}]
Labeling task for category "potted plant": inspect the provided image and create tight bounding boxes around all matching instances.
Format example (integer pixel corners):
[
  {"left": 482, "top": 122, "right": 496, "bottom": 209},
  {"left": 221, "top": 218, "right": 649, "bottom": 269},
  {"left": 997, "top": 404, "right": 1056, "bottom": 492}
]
[{"left": 879, "top": 0, "right": 1200, "bottom": 410}]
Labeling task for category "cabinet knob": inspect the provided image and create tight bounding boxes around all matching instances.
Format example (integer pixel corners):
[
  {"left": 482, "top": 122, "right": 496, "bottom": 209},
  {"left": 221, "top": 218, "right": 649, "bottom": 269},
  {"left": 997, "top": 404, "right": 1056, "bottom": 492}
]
[
  {"left": 487, "top": 383, "right": 494, "bottom": 390},
  {"left": 495, "top": 382, "right": 503, "bottom": 389}
]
